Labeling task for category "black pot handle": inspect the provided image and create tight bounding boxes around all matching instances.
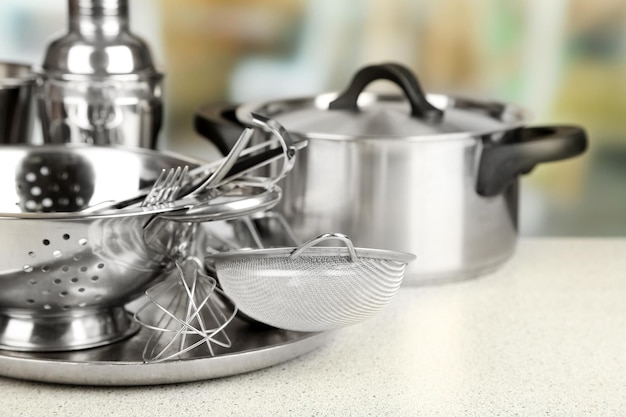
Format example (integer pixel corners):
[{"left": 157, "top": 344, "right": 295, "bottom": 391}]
[
  {"left": 476, "top": 125, "right": 588, "bottom": 197},
  {"left": 328, "top": 63, "right": 444, "bottom": 123},
  {"left": 194, "top": 102, "right": 246, "bottom": 155}
]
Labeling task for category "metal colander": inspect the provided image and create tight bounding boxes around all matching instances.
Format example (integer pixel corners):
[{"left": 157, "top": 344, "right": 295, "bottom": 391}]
[
  {"left": 0, "top": 145, "right": 282, "bottom": 352},
  {"left": 206, "top": 233, "right": 416, "bottom": 332}
]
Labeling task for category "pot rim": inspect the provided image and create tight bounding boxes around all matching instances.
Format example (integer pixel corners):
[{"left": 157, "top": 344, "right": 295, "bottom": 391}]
[{"left": 236, "top": 92, "right": 532, "bottom": 142}]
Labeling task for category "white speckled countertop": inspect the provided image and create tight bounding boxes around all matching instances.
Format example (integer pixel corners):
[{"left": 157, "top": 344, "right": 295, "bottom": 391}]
[{"left": 1, "top": 238, "right": 625, "bottom": 416}]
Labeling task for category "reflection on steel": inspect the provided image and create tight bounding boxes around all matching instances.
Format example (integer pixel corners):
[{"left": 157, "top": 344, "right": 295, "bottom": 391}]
[{"left": 36, "top": 0, "right": 163, "bottom": 148}]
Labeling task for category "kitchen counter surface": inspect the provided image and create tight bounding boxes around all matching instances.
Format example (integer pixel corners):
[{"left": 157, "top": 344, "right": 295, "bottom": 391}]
[{"left": 2, "top": 238, "right": 625, "bottom": 416}]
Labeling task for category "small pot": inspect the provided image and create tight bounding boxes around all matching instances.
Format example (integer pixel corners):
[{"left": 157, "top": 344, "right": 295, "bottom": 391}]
[{"left": 195, "top": 63, "right": 587, "bottom": 285}]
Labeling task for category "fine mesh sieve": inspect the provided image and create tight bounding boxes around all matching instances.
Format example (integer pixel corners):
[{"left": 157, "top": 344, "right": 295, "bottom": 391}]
[{"left": 206, "top": 233, "right": 416, "bottom": 332}]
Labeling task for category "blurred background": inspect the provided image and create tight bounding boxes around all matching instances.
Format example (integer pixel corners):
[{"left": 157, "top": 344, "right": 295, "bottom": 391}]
[{"left": 0, "top": 0, "right": 624, "bottom": 237}]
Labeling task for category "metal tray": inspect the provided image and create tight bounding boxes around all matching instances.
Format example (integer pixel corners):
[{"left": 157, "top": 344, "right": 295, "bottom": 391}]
[{"left": 0, "top": 314, "right": 329, "bottom": 386}]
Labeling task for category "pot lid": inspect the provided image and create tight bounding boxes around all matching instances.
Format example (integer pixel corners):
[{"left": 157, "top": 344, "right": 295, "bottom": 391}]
[{"left": 237, "top": 63, "right": 527, "bottom": 140}]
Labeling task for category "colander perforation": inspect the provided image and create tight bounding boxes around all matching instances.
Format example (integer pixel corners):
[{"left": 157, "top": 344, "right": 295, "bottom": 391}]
[{"left": 16, "top": 231, "right": 111, "bottom": 312}]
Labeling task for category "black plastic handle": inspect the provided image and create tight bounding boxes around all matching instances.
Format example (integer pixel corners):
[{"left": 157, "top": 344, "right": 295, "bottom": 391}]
[
  {"left": 328, "top": 63, "right": 443, "bottom": 123},
  {"left": 476, "top": 125, "right": 588, "bottom": 197},
  {"left": 194, "top": 102, "right": 246, "bottom": 155}
]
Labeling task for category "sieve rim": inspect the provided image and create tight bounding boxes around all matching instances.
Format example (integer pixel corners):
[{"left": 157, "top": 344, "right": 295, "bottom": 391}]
[{"left": 206, "top": 246, "right": 416, "bottom": 264}]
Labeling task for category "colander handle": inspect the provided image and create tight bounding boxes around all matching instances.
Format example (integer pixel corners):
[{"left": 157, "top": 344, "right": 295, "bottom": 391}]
[{"left": 290, "top": 233, "right": 359, "bottom": 262}]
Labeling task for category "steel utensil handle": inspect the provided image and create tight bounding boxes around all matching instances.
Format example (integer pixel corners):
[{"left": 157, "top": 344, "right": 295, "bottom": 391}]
[
  {"left": 328, "top": 63, "right": 443, "bottom": 122},
  {"left": 476, "top": 125, "right": 588, "bottom": 197},
  {"left": 290, "top": 233, "right": 359, "bottom": 262},
  {"left": 184, "top": 127, "right": 255, "bottom": 198},
  {"left": 183, "top": 139, "right": 303, "bottom": 189},
  {"left": 249, "top": 113, "right": 298, "bottom": 185},
  {"left": 184, "top": 112, "right": 298, "bottom": 190}
]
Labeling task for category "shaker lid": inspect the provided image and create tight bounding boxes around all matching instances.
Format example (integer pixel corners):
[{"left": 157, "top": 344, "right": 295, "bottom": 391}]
[
  {"left": 40, "top": 0, "right": 158, "bottom": 77},
  {"left": 237, "top": 63, "right": 528, "bottom": 141}
]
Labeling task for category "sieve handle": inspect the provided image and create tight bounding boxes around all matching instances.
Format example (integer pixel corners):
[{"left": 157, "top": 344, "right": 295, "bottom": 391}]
[{"left": 290, "top": 233, "right": 359, "bottom": 262}]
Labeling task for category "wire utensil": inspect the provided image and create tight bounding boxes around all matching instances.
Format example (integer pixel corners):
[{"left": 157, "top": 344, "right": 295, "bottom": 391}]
[
  {"left": 133, "top": 258, "right": 238, "bottom": 363},
  {"left": 206, "top": 233, "right": 416, "bottom": 332}
]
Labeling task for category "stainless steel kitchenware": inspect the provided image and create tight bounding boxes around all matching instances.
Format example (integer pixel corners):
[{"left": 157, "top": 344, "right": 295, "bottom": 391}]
[
  {"left": 84, "top": 115, "right": 300, "bottom": 212},
  {"left": 133, "top": 258, "right": 238, "bottom": 363},
  {"left": 0, "top": 318, "right": 329, "bottom": 386},
  {"left": 195, "top": 63, "right": 587, "bottom": 285},
  {"left": 0, "top": 62, "right": 35, "bottom": 144},
  {"left": 148, "top": 113, "right": 296, "bottom": 205},
  {"left": 183, "top": 128, "right": 254, "bottom": 198},
  {"left": 207, "top": 233, "right": 416, "bottom": 332},
  {"left": 36, "top": 0, "right": 163, "bottom": 148},
  {"left": 141, "top": 127, "right": 254, "bottom": 207},
  {"left": 0, "top": 145, "right": 281, "bottom": 351},
  {"left": 142, "top": 165, "right": 188, "bottom": 207}
]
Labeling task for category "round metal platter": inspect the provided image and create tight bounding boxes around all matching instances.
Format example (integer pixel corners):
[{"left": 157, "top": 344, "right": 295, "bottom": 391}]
[{"left": 0, "top": 313, "right": 329, "bottom": 386}]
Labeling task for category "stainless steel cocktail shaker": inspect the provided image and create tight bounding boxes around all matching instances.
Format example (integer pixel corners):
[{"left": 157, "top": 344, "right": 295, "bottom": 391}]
[{"left": 36, "top": 0, "right": 163, "bottom": 148}]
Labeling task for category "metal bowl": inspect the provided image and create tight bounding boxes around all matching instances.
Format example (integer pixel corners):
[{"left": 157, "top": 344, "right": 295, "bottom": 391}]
[{"left": 0, "top": 144, "right": 281, "bottom": 351}]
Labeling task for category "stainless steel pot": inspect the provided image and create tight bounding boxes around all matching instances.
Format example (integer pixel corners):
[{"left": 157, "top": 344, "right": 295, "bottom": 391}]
[{"left": 195, "top": 63, "right": 587, "bottom": 285}]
